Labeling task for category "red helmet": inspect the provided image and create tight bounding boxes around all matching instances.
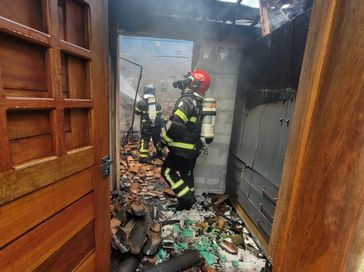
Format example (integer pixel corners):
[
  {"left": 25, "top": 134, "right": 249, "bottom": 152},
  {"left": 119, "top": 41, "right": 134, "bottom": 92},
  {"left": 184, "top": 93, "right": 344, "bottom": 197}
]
[{"left": 189, "top": 69, "right": 211, "bottom": 95}]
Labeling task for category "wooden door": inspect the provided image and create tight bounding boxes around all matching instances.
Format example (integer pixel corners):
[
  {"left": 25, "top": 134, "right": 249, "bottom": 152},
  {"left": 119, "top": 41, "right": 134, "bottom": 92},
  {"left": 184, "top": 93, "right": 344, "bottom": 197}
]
[
  {"left": 269, "top": 0, "right": 364, "bottom": 271},
  {"left": 0, "top": 0, "right": 109, "bottom": 271}
]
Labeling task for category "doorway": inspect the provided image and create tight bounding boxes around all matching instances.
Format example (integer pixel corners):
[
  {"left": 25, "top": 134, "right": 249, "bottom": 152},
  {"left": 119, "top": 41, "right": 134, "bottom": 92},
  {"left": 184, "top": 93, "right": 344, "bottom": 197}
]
[{"left": 114, "top": 35, "right": 194, "bottom": 188}]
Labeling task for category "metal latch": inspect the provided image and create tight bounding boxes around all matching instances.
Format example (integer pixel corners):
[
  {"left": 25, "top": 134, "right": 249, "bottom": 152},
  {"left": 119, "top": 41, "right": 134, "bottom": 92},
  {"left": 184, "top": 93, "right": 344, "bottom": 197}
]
[{"left": 100, "top": 155, "right": 113, "bottom": 178}]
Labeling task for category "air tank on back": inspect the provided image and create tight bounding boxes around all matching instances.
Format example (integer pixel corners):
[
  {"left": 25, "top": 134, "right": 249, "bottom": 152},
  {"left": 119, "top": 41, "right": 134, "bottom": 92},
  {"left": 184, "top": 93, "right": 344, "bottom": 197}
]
[{"left": 201, "top": 97, "right": 216, "bottom": 144}]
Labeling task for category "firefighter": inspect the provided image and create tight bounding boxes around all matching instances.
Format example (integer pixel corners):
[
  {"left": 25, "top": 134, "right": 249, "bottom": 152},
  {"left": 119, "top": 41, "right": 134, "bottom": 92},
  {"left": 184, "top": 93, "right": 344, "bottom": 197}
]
[
  {"left": 158, "top": 69, "right": 211, "bottom": 210},
  {"left": 135, "top": 84, "right": 163, "bottom": 163}
]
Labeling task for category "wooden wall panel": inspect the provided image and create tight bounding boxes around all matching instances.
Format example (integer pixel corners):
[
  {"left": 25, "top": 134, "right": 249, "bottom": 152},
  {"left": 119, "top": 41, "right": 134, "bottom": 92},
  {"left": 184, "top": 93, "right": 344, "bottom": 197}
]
[
  {"left": 269, "top": 0, "right": 364, "bottom": 270},
  {"left": 34, "top": 221, "right": 95, "bottom": 272},
  {"left": 0, "top": 193, "right": 94, "bottom": 272},
  {"left": 0, "top": 167, "right": 94, "bottom": 248},
  {"left": 0, "top": 0, "right": 44, "bottom": 31},
  {"left": 0, "top": 33, "right": 47, "bottom": 97}
]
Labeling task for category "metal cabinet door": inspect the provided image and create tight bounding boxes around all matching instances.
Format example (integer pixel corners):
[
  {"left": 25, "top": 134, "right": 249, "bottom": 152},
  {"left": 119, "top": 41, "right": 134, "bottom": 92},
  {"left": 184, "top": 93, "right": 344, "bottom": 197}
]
[
  {"left": 230, "top": 89, "right": 246, "bottom": 155},
  {"left": 239, "top": 166, "right": 252, "bottom": 198},
  {"left": 253, "top": 101, "right": 287, "bottom": 187},
  {"left": 237, "top": 105, "right": 263, "bottom": 165}
]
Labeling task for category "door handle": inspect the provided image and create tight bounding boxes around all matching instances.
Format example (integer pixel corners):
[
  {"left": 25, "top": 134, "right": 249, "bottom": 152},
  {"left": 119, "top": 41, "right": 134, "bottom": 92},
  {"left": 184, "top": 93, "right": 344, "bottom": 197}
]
[
  {"left": 100, "top": 155, "right": 113, "bottom": 178},
  {"left": 260, "top": 203, "right": 274, "bottom": 222},
  {"left": 261, "top": 187, "right": 277, "bottom": 206}
]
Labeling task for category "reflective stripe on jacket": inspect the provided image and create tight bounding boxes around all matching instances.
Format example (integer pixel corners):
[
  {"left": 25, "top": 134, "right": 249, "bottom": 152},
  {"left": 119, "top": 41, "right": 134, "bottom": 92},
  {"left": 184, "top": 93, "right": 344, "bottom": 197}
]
[{"left": 164, "top": 90, "right": 203, "bottom": 158}]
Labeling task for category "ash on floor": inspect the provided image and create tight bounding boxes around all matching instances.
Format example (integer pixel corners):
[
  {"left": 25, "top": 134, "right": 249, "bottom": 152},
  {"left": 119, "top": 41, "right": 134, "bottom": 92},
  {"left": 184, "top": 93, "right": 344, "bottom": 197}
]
[{"left": 111, "top": 137, "right": 266, "bottom": 272}]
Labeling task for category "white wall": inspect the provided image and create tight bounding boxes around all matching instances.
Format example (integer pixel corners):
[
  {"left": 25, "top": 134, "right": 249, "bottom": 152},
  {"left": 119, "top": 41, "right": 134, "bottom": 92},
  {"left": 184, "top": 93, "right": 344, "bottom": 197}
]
[{"left": 194, "top": 41, "right": 242, "bottom": 195}]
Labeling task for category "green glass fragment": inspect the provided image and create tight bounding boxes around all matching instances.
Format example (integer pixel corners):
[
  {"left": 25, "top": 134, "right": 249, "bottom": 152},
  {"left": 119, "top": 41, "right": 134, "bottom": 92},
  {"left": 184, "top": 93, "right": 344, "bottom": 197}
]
[
  {"left": 156, "top": 248, "right": 168, "bottom": 261},
  {"left": 219, "top": 253, "right": 227, "bottom": 263},
  {"left": 232, "top": 260, "right": 240, "bottom": 268},
  {"left": 185, "top": 219, "right": 195, "bottom": 226},
  {"left": 200, "top": 251, "right": 216, "bottom": 266},
  {"left": 173, "top": 224, "right": 182, "bottom": 234},
  {"left": 211, "top": 228, "right": 221, "bottom": 235},
  {"left": 174, "top": 242, "right": 188, "bottom": 251},
  {"left": 181, "top": 228, "right": 194, "bottom": 237}
]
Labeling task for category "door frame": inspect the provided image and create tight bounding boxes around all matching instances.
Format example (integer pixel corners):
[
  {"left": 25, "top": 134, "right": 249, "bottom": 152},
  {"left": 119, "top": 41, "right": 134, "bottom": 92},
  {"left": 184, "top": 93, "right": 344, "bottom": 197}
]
[{"left": 269, "top": 0, "right": 364, "bottom": 270}]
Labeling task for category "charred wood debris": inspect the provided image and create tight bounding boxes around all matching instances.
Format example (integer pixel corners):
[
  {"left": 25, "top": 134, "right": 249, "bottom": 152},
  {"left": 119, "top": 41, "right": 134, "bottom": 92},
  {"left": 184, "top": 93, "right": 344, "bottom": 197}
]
[{"left": 111, "top": 136, "right": 266, "bottom": 272}]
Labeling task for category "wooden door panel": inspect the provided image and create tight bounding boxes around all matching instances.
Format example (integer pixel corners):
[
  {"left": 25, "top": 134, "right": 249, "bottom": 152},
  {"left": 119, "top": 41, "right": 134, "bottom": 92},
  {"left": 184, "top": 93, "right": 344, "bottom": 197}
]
[
  {"left": 74, "top": 251, "right": 97, "bottom": 272},
  {"left": 0, "top": 147, "right": 94, "bottom": 204},
  {"left": 0, "top": 193, "right": 94, "bottom": 271},
  {"left": 64, "top": 55, "right": 88, "bottom": 99},
  {"left": 269, "top": 0, "right": 364, "bottom": 270},
  {"left": 0, "top": 0, "right": 109, "bottom": 270},
  {"left": 10, "top": 133, "right": 53, "bottom": 164},
  {"left": 7, "top": 109, "right": 51, "bottom": 139},
  {"left": 0, "top": 167, "right": 94, "bottom": 248},
  {"left": 64, "top": 0, "right": 89, "bottom": 48},
  {"left": 64, "top": 109, "right": 90, "bottom": 150},
  {"left": 7, "top": 109, "right": 53, "bottom": 165},
  {"left": 0, "top": 0, "right": 45, "bottom": 32},
  {"left": 34, "top": 221, "right": 95, "bottom": 272},
  {"left": 0, "top": 33, "right": 48, "bottom": 97}
]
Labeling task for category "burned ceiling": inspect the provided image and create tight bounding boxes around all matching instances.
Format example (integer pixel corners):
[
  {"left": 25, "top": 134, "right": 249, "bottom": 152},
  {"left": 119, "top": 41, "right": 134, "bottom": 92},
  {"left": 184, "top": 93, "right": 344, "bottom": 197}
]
[
  {"left": 109, "top": 0, "right": 261, "bottom": 42},
  {"left": 137, "top": 0, "right": 261, "bottom": 24}
]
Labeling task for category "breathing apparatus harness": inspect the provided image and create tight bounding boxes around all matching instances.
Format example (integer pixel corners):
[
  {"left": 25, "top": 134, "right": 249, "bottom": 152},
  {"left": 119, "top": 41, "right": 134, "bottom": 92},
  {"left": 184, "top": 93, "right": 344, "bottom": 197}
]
[{"left": 172, "top": 70, "right": 216, "bottom": 154}]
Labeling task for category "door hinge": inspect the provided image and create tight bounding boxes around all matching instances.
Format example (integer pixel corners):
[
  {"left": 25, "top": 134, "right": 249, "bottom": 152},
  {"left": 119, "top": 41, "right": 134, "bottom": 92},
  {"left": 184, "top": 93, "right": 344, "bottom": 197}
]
[{"left": 100, "top": 155, "right": 113, "bottom": 178}]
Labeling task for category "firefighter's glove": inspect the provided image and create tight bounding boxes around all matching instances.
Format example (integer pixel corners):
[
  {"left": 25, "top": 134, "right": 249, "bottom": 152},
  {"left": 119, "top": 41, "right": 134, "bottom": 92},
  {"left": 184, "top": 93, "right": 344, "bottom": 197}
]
[{"left": 156, "top": 141, "right": 166, "bottom": 153}]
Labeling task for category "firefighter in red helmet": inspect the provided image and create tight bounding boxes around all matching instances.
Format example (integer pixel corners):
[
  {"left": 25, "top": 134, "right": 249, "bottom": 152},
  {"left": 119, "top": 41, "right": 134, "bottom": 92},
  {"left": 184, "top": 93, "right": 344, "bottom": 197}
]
[{"left": 157, "top": 69, "right": 211, "bottom": 210}]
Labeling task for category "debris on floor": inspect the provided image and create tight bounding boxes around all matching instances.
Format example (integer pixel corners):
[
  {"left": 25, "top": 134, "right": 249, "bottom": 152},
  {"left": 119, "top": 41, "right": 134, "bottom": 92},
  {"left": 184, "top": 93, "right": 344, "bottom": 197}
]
[{"left": 111, "top": 136, "right": 266, "bottom": 271}]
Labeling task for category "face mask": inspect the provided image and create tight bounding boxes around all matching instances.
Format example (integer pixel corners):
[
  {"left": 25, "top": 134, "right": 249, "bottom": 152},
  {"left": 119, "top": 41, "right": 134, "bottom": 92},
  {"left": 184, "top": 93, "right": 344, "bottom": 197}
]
[{"left": 172, "top": 78, "right": 191, "bottom": 90}]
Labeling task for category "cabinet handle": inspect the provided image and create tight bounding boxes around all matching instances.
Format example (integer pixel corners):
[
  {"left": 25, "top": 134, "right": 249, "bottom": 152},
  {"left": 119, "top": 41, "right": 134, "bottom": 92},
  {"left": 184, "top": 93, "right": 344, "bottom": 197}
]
[
  {"left": 261, "top": 187, "right": 277, "bottom": 206},
  {"left": 260, "top": 203, "right": 274, "bottom": 222},
  {"left": 257, "top": 219, "right": 270, "bottom": 240}
]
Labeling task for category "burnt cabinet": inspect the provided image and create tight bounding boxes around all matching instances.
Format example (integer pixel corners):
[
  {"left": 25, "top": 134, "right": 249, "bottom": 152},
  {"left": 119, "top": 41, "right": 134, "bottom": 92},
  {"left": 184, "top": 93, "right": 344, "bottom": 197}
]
[
  {"left": 235, "top": 99, "right": 293, "bottom": 239},
  {"left": 227, "top": 9, "right": 310, "bottom": 244},
  {"left": 237, "top": 106, "right": 262, "bottom": 165},
  {"left": 253, "top": 101, "right": 288, "bottom": 187}
]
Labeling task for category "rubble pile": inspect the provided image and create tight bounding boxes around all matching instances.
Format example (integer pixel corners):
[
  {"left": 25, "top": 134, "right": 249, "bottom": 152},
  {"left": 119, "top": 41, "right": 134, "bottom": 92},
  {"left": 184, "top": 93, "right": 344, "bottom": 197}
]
[{"left": 111, "top": 137, "right": 266, "bottom": 272}]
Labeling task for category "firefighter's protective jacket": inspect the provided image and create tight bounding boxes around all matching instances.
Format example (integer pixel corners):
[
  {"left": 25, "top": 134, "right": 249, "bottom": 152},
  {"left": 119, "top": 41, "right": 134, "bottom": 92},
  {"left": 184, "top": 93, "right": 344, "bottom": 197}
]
[
  {"left": 162, "top": 90, "right": 203, "bottom": 158},
  {"left": 135, "top": 96, "right": 163, "bottom": 128}
]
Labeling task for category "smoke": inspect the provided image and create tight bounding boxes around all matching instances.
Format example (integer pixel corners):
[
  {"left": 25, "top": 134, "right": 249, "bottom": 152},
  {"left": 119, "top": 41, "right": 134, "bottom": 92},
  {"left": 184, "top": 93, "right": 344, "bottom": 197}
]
[{"left": 119, "top": 36, "right": 194, "bottom": 132}]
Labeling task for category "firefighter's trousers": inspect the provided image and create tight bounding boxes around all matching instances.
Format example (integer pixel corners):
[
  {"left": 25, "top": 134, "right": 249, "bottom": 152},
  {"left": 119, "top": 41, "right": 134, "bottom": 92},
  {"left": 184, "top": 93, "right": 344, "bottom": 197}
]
[
  {"left": 139, "top": 125, "right": 161, "bottom": 159},
  {"left": 161, "top": 152, "right": 197, "bottom": 207}
]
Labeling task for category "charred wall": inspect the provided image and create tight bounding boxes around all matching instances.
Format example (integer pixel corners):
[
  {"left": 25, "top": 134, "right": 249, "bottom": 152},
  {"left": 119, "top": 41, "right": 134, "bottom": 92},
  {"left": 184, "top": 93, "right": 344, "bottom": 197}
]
[{"left": 226, "top": 10, "right": 311, "bottom": 241}]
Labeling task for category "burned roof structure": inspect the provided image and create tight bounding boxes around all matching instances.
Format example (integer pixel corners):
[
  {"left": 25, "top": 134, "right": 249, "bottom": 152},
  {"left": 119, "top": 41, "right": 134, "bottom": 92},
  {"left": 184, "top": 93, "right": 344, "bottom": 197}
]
[{"left": 109, "top": 0, "right": 261, "bottom": 42}]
